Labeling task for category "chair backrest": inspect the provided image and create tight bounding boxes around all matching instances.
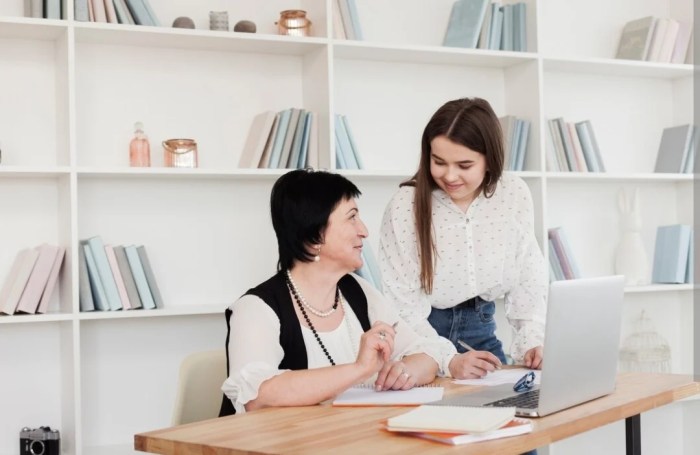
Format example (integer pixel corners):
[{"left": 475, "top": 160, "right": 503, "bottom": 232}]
[{"left": 171, "top": 350, "right": 227, "bottom": 425}]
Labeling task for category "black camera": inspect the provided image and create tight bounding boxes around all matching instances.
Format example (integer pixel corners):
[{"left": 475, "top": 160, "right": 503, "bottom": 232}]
[{"left": 20, "top": 427, "right": 60, "bottom": 455}]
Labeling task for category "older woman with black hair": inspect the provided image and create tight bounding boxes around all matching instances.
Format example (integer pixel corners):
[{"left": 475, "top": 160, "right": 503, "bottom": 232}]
[{"left": 220, "top": 169, "right": 445, "bottom": 415}]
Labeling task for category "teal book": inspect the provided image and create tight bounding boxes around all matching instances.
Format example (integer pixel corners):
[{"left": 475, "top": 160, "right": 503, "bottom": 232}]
[
  {"left": 500, "top": 4, "right": 513, "bottom": 51},
  {"left": 509, "top": 119, "right": 522, "bottom": 170},
  {"left": 654, "top": 124, "right": 693, "bottom": 174},
  {"left": 335, "top": 115, "right": 359, "bottom": 169},
  {"left": 574, "top": 121, "right": 597, "bottom": 172},
  {"left": 554, "top": 118, "right": 575, "bottom": 171},
  {"left": 297, "top": 112, "right": 312, "bottom": 169},
  {"left": 443, "top": 0, "right": 489, "bottom": 49},
  {"left": 87, "top": 236, "right": 123, "bottom": 311},
  {"left": 685, "top": 230, "right": 694, "bottom": 284},
  {"left": 341, "top": 115, "right": 364, "bottom": 169},
  {"left": 287, "top": 109, "right": 307, "bottom": 168},
  {"left": 362, "top": 243, "right": 382, "bottom": 291},
  {"left": 652, "top": 225, "right": 692, "bottom": 283},
  {"left": 82, "top": 242, "right": 109, "bottom": 311},
  {"left": 346, "top": 0, "right": 364, "bottom": 40},
  {"left": 488, "top": 5, "right": 504, "bottom": 50},
  {"left": 548, "top": 239, "right": 565, "bottom": 281},
  {"left": 114, "top": 245, "right": 143, "bottom": 310},
  {"left": 514, "top": 119, "right": 530, "bottom": 171},
  {"left": 137, "top": 246, "right": 164, "bottom": 309},
  {"left": 124, "top": 245, "right": 156, "bottom": 309},
  {"left": 279, "top": 108, "right": 302, "bottom": 169},
  {"left": 141, "top": 0, "right": 161, "bottom": 26},
  {"left": 514, "top": 3, "right": 527, "bottom": 52},
  {"left": 682, "top": 128, "right": 696, "bottom": 173},
  {"left": 268, "top": 109, "right": 292, "bottom": 168},
  {"left": 78, "top": 242, "right": 95, "bottom": 312},
  {"left": 335, "top": 135, "right": 348, "bottom": 169},
  {"left": 124, "top": 0, "right": 154, "bottom": 26}
]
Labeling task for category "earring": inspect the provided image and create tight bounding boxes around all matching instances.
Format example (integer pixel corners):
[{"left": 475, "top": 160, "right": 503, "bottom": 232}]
[{"left": 314, "top": 246, "right": 321, "bottom": 262}]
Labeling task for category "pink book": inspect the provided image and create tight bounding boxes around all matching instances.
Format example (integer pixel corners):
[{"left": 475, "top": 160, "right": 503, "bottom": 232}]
[
  {"left": 0, "top": 249, "right": 36, "bottom": 314},
  {"left": 36, "top": 247, "right": 66, "bottom": 314},
  {"left": 105, "top": 245, "right": 131, "bottom": 310},
  {"left": 16, "top": 244, "right": 59, "bottom": 314},
  {"left": 103, "top": 0, "right": 118, "bottom": 23},
  {"left": 91, "top": 0, "right": 107, "bottom": 22}
]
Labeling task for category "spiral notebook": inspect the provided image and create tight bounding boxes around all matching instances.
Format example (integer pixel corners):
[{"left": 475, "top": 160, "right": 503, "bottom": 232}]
[
  {"left": 386, "top": 404, "right": 515, "bottom": 434},
  {"left": 332, "top": 385, "right": 444, "bottom": 406}
]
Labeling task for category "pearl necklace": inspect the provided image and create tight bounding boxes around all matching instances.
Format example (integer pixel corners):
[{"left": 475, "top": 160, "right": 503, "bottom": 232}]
[{"left": 285, "top": 270, "right": 339, "bottom": 318}]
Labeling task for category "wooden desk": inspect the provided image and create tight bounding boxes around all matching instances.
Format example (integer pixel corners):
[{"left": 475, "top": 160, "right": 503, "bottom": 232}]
[{"left": 135, "top": 372, "right": 699, "bottom": 455}]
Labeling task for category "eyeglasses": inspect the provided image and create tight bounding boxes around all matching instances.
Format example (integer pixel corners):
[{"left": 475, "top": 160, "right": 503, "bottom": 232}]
[{"left": 513, "top": 371, "right": 536, "bottom": 393}]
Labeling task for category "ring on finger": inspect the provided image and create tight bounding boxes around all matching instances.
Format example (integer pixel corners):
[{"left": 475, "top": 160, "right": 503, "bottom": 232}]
[
  {"left": 402, "top": 371, "right": 410, "bottom": 379},
  {"left": 378, "top": 330, "right": 386, "bottom": 341}
]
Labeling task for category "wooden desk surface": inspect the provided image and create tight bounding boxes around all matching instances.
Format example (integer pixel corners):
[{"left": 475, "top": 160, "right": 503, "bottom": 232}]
[{"left": 135, "top": 372, "right": 699, "bottom": 455}]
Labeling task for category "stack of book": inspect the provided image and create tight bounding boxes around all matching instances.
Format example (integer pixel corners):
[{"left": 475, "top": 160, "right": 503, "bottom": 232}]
[
  {"left": 615, "top": 17, "right": 693, "bottom": 64},
  {"left": 0, "top": 244, "right": 65, "bottom": 315},
  {"left": 355, "top": 243, "right": 381, "bottom": 290},
  {"left": 443, "top": 0, "right": 527, "bottom": 51},
  {"left": 238, "top": 109, "right": 319, "bottom": 170},
  {"left": 80, "top": 236, "right": 163, "bottom": 311},
  {"left": 653, "top": 124, "right": 697, "bottom": 174},
  {"left": 74, "top": 0, "right": 160, "bottom": 26},
  {"left": 385, "top": 404, "right": 532, "bottom": 446},
  {"left": 333, "top": 0, "right": 363, "bottom": 40},
  {"left": 334, "top": 114, "right": 363, "bottom": 170},
  {"left": 499, "top": 116, "right": 530, "bottom": 171},
  {"left": 546, "top": 118, "right": 605, "bottom": 172},
  {"left": 548, "top": 227, "right": 581, "bottom": 281},
  {"left": 24, "top": 0, "right": 63, "bottom": 19},
  {"left": 652, "top": 225, "right": 693, "bottom": 284}
]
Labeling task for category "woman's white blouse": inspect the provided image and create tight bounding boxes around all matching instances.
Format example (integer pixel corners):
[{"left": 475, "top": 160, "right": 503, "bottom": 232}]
[
  {"left": 221, "top": 274, "right": 449, "bottom": 414},
  {"left": 378, "top": 173, "right": 548, "bottom": 363}
]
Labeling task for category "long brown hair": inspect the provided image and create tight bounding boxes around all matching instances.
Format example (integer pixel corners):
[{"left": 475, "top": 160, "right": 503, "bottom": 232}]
[{"left": 401, "top": 98, "right": 504, "bottom": 293}]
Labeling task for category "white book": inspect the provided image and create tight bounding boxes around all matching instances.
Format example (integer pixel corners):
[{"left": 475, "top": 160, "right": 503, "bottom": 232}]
[
  {"left": 16, "top": 244, "right": 60, "bottom": 314},
  {"left": 0, "top": 248, "right": 40, "bottom": 315},
  {"left": 658, "top": 19, "right": 680, "bottom": 63},
  {"left": 646, "top": 18, "right": 669, "bottom": 61},
  {"left": 238, "top": 111, "right": 277, "bottom": 168},
  {"left": 670, "top": 21, "right": 692, "bottom": 64}
]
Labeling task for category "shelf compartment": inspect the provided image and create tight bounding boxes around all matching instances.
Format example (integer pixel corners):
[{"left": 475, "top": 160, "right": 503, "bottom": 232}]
[
  {"left": 545, "top": 172, "right": 694, "bottom": 183},
  {"left": 543, "top": 57, "right": 693, "bottom": 80},
  {"left": 78, "top": 304, "right": 224, "bottom": 320},
  {"left": 0, "top": 17, "right": 68, "bottom": 40}
]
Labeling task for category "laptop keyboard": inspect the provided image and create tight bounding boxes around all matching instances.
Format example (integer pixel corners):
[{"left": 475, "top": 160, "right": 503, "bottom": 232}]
[{"left": 484, "top": 389, "right": 540, "bottom": 409}]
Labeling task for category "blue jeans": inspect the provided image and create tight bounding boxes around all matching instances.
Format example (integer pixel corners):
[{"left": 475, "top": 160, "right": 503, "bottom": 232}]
[
  {"left": 428, "top": 297, "right": 537, "bottom": 455},
  {"left": 428, "top": 296, "right": 506, "bottom": 363}
]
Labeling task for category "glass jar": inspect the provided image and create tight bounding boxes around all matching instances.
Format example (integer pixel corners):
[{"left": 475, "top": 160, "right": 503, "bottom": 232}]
[
  {"left": 162, "top": 139, "right": 198, "bottom": 168},
  {"left": 275, "top": 10, "right": 312, "bottom": 37}
]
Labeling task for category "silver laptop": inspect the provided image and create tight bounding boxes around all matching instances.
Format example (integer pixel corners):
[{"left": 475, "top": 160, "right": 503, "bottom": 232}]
[{"left": 432, "top": 276, "right": 625, "bottom": 417}]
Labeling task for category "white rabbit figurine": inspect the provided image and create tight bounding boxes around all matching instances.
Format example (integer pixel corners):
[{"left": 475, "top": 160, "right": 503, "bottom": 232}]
[{"left": 614, "top": 188, "right": 649, "bottom": 285}]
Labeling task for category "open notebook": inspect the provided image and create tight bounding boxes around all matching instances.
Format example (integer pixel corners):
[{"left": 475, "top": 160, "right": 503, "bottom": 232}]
[
  {"left": 386, "top": 405, "right": 515, "bottom": 434},
  {"left": 332, "top": 385, "right": 444, "bottom": 406}
]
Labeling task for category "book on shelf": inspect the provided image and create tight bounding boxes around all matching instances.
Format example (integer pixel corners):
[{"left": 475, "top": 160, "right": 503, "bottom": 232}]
[
  {"left": 332, "top": 385, "right": 444, "bottom": 406},
  {"left": 136, "top": 245, "right": 164, "bottom": 309},
  {"left": 500, "top": 4, "right": 513, "bottom": 51},
  {"left": 548, "top": 240, "right": 565, "bottom": 282},
  {"left": 341, "top": 115, "right": 364, "bottom": 169},
  {"left": 547, "top": 118, "right": 605, "bottom": 173},
  {"left": 306, "top": 112, "right": 319, "bottom": 169},
  {"left": 331, "top": 0, "right": 347, "bottom": 39},
  {"left": 645, "top": 17, "right": 668, "bottom": 62},
  {"left": 74, "top": 0, "right": 89, "bottom": 21},
  {"left": 15, "top": 244, "right": 60, "bottom": 314},
  {"left": 90, "top": 0, "right": 107, "bottom": 23},
  {"left": 124, "top": 245, "right": 157, "bottom": 309},
  {"left": 82, "top": 241, "right": 110, "bottom": 311},
  {"left": 616, "top": 16, "right": 657, "bottom": 61},
  {"left": 548, "top": 227, "right": 581, "bottom": 280},
  {"left": 513, "top": 2, "right": 527, "bottom": 52},
  {"left": 87, "top": 236, "right": 123, "bottom": 311},
  {"left": 266, "top": 109, "right": 292, "bottom": 169},
  {"left": 124, "top": 0, "right": 156, "bottom": 26},
  {"left": 476, "top": 1, "right": 494, "bottom": 49},
  {"left": 399, "top": 417, "right": 532, "bottom": 445},
  {"left": 78, "top": 243, "right": 96, "bottom": 312},
  {"left": 355, "top": 243, "right": 382, "bottom": 290},
  {"left": 103, "top": 0, "right": 118, "bottom": 23},
  {"left": 113, "top": 0, "right": 135, "bottom": 25},
  {"left": 335, "top": 114, "right": 360, "bottom": 170},
  {"left": 574, "top": 120, "right": 605, "bottom": 172},
  {"left": 297, "top": 112, "right": 313, "bottom": 169},
  {"left": 685, "top": 230, "right": 693, "bottom": 284},
  {"left": 113, "top": 245, "right": 143, "bottom": 309},
  {"left": 652, "top": 224, "right": 692, "bottom": 284},
  {"left": 654, "top": 124, "right": 696, "bottom": 174},
  {"left": 36, "top": 246, "right": 65, "bottom": 314},
  {"left": 279, "top": 108, "right": 303, "bottom": 169},
  {"left": 443, "top": 0, "right": 489, "bottom": 49},
  {"left": 87, "top": 0, "right": 94, "bottom": 21},
  {"left": 671, "top": 21, "right": 693, "bottom": 64},
  {"left": 257, "top": 113, "right": 280, "bottom": 168},
  {"left": 386, "top": 404, "right": 515, "bottom": 434},
  {"left": 24, "top": 0, "right": 43, "bottom": 18},
  {"left": 336, "top": 0, "right": 363, "bottom": 40},
  {"left": 499, "top": 116, "right": 530, "bottom": 171},
  {"left": 287, "top": 109, "right": 308, "bottom": 168},
  {"left": 238, "top": 111, "right": 277, "bottom": 168},
  {"left": 0, "top": 248, "right": 40, "bottom": 315},
  {"left": 105, "top": 245, "right": 132, "bottom": 310},
  {"left": 488, "top": 3, "right": 504, "bottom": 50}
]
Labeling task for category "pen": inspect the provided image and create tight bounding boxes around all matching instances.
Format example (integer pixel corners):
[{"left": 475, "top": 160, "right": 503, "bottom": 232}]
[
  {"left": 392, "top": 321, "right": 399, "bottom": 330},
  {"left": 457, "top": 340, "right": 502, "bottom": 369}
]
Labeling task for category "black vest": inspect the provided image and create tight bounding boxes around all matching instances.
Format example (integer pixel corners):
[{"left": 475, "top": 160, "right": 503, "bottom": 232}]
[{"left": 219, "top": 272, "right": 371, "bottom": 417}]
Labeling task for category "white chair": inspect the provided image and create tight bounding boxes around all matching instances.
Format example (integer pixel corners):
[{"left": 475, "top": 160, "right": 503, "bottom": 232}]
[{"left": 171, "top": 350, "right": 227, "bottom": 425}]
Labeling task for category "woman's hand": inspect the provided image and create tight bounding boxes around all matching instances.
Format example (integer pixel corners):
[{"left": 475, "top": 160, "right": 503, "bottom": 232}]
[
  {"left": 448, "top": 350, "right": 502, "bottom": 379},
  {"left": 523, "top": 345, "right": 543, "bottom": 369},
  {"left": 355, "top": 321, "right": 395, "bottom": 376},
  {"left": 375, "top": 360, "right": 416, "bottom": 391}
]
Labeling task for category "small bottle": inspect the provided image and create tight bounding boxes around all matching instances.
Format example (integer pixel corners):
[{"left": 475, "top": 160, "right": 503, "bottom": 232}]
[{"left": 129, "top": 122, "right": 151, "bottom": 167}]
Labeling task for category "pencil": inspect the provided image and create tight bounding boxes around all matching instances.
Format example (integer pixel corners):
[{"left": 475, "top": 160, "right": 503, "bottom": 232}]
[{"left": 457, "top": 340, "right": 502, "bottom": 369}]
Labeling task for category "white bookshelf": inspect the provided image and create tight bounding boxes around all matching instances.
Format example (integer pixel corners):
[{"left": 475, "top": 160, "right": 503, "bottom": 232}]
[{"left": 0, "top": 0, "right": 694, "bottom": 453}]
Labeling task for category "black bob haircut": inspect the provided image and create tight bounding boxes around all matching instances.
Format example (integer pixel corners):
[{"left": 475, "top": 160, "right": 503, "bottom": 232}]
[{"left": 270, "top": 169, "right": 361, "bottom": 272}]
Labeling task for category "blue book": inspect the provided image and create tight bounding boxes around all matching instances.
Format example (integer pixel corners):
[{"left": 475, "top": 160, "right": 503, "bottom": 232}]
[
  {"left": 514, "top": 3, "right": 527, "bottom": 51},
  {"left": 548, "top": 240, "right": 565, "bottom": 281},
  {"left": 509, "top": 119, "right": 522, "bottom": 170},
  {"left": 141, "top": 0, "right": 161, "bottom": 26},
  {"left": 682, "top": 128, "right": 696, "bottom": 173},
  {"left": 297, "top": 112, "right": 312, "bottom": 169},
  {"left": 575, "top": 122, "right": 598, "bottom": 172},
  {"left": 82, "top": 242, "right": 109, "bottom": 311},
  {"left": 362, "top": 243, "right": 382, "bottom": 291},
  {"left": 488, "top": 6, "right": 504, "bottom": 50},
  {"left": 685, "top": 230, "right": 694, "bottom": 284},
  {"left": 125, "top": 245, "right": 157, "bottom": 309},
  {"left": 287, "top": 109, "right": 307, "bottom": 168},
  {"left": 87, "top": 236, "right": 123, "bottom": 311},
  {"left": 341, "top": 115, "right": 364, "bottom": 169},
  {"left": 124, "top": 0, "right": 154, "bottom": 26},
  {"left": 335, "top": 135, "right": 348, "bottom": 169},
  {"left": 345, "top": 0, "right": 364, "bottom": 40},
  {"left": 554, "top": 118, "right": 576, "bottom": 171},
  {"left": 267, "top": 109, "right": 292, "bottom": 168},
  {"left": 335, "top": 115, "right": 359, "bottom": 169},
  {"left": 500, "top": 4, "right": 513, "bottom": 51},
  {"left": 137, "top": 246, "right": 164, "bottom": 309},
  {"left": 443, "top": 0, "right": 489, "bottom": 48},
  {"left": 652, "top": 225, "right": 692, "bottom": 284},
  {"left": 515, "top": 119, "right": 530, "bottom": 171}
]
